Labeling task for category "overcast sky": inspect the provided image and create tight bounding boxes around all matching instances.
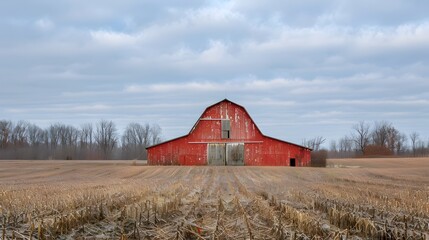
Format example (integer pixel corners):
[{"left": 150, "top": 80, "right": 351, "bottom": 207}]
[{"left": 1, "top": 0, "right": 428, "bottom": 145}]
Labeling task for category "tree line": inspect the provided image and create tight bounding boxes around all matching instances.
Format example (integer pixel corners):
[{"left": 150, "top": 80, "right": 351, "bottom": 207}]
[
  {"left": 0, "top": 120, "right": 162, "bottom": 160},
  {"left": 304, "top": 121, "right": 429, "bottom": 158}
]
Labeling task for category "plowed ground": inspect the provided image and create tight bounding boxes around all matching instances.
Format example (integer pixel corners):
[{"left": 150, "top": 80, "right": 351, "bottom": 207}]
[{"left": 0, "top": 158, "right": 428, "bottom": 239}]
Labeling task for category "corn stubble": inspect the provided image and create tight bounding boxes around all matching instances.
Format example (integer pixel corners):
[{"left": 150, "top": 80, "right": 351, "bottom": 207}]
[{"left": 0, "top": 159, "right": 428, "bottom": 239}]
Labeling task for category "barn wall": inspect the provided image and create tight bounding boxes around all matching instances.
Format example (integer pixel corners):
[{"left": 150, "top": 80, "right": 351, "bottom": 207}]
[
  {"left": 147, "top": 137, "right": 208, "bottom": 165},
  {"left": 178, "top": 143, "right": 207, "bottom": 165},
  {"left": 188, "top": 120, "right": 222, "bottom": 140},
  {"left": 147, "top": 99, "right": 311, "bottom": 166},
  {"left": 244, "top": 143, "right": 263, "bottom": 165},
  {"left": 147, "top": 138, "right": 183, "bottom": 165},
  {"left": 260, "top": 138, "right": 311, "bottom": 166},
  {"left": 190, "top": 101, "right": 263, "bottom": 141}
]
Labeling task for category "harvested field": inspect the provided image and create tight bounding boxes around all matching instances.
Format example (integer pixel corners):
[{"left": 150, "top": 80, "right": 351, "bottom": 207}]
[{"left": 0, "top": 158, "right": 428, "bottom": 239}]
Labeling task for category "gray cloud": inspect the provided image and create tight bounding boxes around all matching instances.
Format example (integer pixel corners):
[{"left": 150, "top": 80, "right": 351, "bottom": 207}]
[{"left": 1, "top": 0, "right": 428, "bottom": 145}]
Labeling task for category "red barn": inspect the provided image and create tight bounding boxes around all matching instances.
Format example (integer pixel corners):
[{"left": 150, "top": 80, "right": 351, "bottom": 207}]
[{"left": 147, "top": 99, "right": 311, "bottom": 166}]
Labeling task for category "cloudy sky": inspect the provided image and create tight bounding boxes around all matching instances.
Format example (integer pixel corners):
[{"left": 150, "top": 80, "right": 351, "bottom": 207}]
[{"left": 1, "top": 0, "right": 428, "bottom": 145}]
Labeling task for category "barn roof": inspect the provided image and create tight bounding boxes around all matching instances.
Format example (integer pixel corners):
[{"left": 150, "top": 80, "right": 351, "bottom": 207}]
[{"left": 146, "top": 99, "right": 311, "bottom": 150}]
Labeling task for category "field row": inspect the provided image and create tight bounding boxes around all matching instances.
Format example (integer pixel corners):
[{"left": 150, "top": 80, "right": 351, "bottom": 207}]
[{"left": 0, "top": 159, "right": 428, "bottom": 239}]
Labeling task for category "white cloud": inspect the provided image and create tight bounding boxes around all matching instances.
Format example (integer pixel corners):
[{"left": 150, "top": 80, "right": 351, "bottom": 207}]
[
  {"left": 242, "top": 78, "right": 306, "bottom": 90},
  {"left": 2, "top": 1, "right": 429, "bottom": 142},
  {"left": 122, "top": 73, "right": 427, "bottom": 96},
  {"left": 125, "top": 82, "right": 223, "bottom": 93},
  {"left": 6, "top": 104, "right": 111, "bottom": 114},
  {"left": 185, "top": 3, "right": 244, "bottom": 24},
  {"left": 35, "top": 18, "right": 54, "bottom": 31},
  {"left": 244, "top": 99, "right": 296, "bottom": 107},
  {"left": 90, "top": 30, "right": 138, "bottom": 46},
  {"left": 200, "top": 40, "right": 231, "bottom": 64},
  {"left": 325, "top": 99, "right": 429, "bottom": 106}
]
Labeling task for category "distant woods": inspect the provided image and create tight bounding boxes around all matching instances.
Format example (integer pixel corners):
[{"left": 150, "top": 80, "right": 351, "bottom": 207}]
[
  {"left": 0, "top": 120, "right": 162, "bottom": 160},
  {"left": 304, "top": 121, "right": 429, "bottom": 159},
  {"left": 2, "top": 119, "right": 428, "bottom": 161}
]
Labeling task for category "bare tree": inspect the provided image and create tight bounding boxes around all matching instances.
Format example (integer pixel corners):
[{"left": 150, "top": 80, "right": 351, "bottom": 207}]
[
  {"left": 25, "top": 123, "right": 49, "bottom": 159},
  {"left": 11, "top": 121, "right": 29, "bottom": 147},
  {"left": 0, "top": 120, "right": 12, "bottom": 148},
  {"left": 48, "top": 123, "right": 62, "bottom": 150},
  {"left": 302, "top": 136, "right": 326, "bottom": 151},
  {"left": 329, "top": 140, "right": 337, "bottom": 152},
  {"left": 80, "top": 123, "right": 94, "bottom": 158},
  {"left": 59, "top": 125, "right": 79, "bottom": 159},
  {"left": 352, "top": 121, "right": 370, "bottom": 155},
  {"left": 80, "top": 123, "right": 93, "bottom": 148},
  {"left": 337, "top": 135, "right": 354, "bottom": 157},
  {"left": 46, "top": 123, "right": 80, "bottom": 159},
  {"left": 62, "top": 126, "right": 79, "bottom": 147},
  {"left": 1, "top": 119, "right": 163, "bottom": 160},
  {"left": 372, "top": 121, "right": 391, "bottom": 148},
  {"left": 417, "top": 140, "right": 426, "bottom": 156},
  {"left": 386, "top": 126, "right": 399, "bottom": 153},
  {"left": 122, "top": 123, "right": 150, "bottom": 159},
  {"left": 150, "top": 124, "right": 162, "bottom": 146},
  {"left": 95, "top": 120, "right": 118, "bottom": 159},
  {"left": 27, "top": 124, "right": 45, "bottom": 147},
  {"left": 409, "top": 132, "right": 419, "bottom": 157},
  {"left": 395, "top": 133, "right": 407, "bottom": 155}
]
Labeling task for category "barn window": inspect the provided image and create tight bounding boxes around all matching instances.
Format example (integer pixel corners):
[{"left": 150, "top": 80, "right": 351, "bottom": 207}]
[{"left": 221, "top": 119, "right": 230, "bottom": 139}]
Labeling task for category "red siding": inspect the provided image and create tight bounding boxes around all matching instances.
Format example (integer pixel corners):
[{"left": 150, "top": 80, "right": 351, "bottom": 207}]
[
  {"left": 147, "top": 137, "right": 208, "bottom": 165},
  {"left": 147, "top": 99, "right": 311, "bottom": 166}
]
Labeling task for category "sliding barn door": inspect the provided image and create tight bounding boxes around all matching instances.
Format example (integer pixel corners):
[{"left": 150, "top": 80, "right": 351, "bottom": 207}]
[
  {"left": 207, "top": 143, "right": 225, "bottom": 165},
  {"left": 226, "top": 143, "right": 244, "bottom": 166}
]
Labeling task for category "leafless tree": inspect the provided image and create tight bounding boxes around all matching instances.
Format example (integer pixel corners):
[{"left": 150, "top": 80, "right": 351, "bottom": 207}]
[
  {"left": 395, "top": 133, "right": 407, "bottom": 155},
  {"left": 95, "top": 120, "right": 118, "bottom": 159},
  {"left": 58, "top": 125, "right": 79, "bottom": 147},
  {"left": 25, "top": 123, "right": 49, "bottom": 159},
  {"left": 1, "top": 119, "right": 163, "bottom": 160},
  {"left": 79, "top": 123, "right": 94, "bottom": 158},
  {"left": 27, "top": 124, "right": 45, "bottom": 147},
  {"left": 0, "top": 120, "right": 12, "bottom": 148},
  {"left": 48, "top": 123, "right": 62, "bottom": 150},
  {"left": 417, "top": 140, "right": 427, "bottom": 156},
  {"left": 386, "top": 126, "right": 400, "bottom": 153},
  {"left": 369, "top": 121, "right": 406, "bottom": 154},
  {"left": 150, "top": 124, "right": 162, "bottom": 145},
  {"left": 46, "top": 123, "right": 80, "bottom": 159},
  {"left": 329, "top": 140, "right": 337, "bottom": 152},
  {"left": 122, "top": 123, "right": 162, "bottom": 159},
  {"left": 302, "top": 136, "right": 326, "bottom": 151},
  {"left": 60, "top": 125, "right": 79, "bottom": 159},
  {"left": 122, "top": 123, "right": 150, "bottom": 159},
  {"left": 339, "top": 136, "right": 354, "bottom": 154},
  {"left": 11, "top": 121, "right": 29, "bottom": 147},
  {"left": 409, "top": 132, "right": 419, "bottom": 157},
  {"left": 426, "top": 139, "right": 429, "bottom": 153},
  {"left": 372, "top": 121, "right": 391, "bottom": 148},
  {"left": 352, "top": 121, "right": 370, "bottom": 155},
  {"left": 80, "top": 123, "right": 93, "bottom": 149}
]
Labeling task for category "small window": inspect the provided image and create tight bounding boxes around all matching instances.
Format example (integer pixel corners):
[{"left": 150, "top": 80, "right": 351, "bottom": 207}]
[
  {"left": 221, "top": 119, "right": 230, "bottom": 139},
  {"left": 222, "top": 130, "right": 230, "bottom": 139}
]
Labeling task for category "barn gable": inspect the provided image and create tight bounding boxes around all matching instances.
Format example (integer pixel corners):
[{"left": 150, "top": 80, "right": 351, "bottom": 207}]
[
  {"left": 188, "top": 99, "right": 263, "bottom": 142},
  {"left": 147, "top": 99, "right": 311, "bottom": 166}
]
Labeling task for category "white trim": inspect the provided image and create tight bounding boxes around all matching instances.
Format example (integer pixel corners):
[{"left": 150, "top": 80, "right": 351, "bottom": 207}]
[
  {"left": 199, "top": 118, "right": 226, "bottom": 121},
  {"left": 188, "top": 141, "right": 263, "bottom": 144}
]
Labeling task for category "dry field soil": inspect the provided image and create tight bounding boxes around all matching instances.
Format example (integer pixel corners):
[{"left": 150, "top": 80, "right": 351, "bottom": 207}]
[{"left": 0, "top": 158, "right": 428, "bottom": 239}]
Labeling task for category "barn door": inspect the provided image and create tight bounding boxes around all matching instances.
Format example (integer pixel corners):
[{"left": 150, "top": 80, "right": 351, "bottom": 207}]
[
  {"left": 290, "top": 158, "right": 296, "bottom": 167},
  {"left": 207, "top": 143, "right": 225, "bottom": 165},
  {"left": 226, "top": 143, "right": 244, "bottom": 166}
]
